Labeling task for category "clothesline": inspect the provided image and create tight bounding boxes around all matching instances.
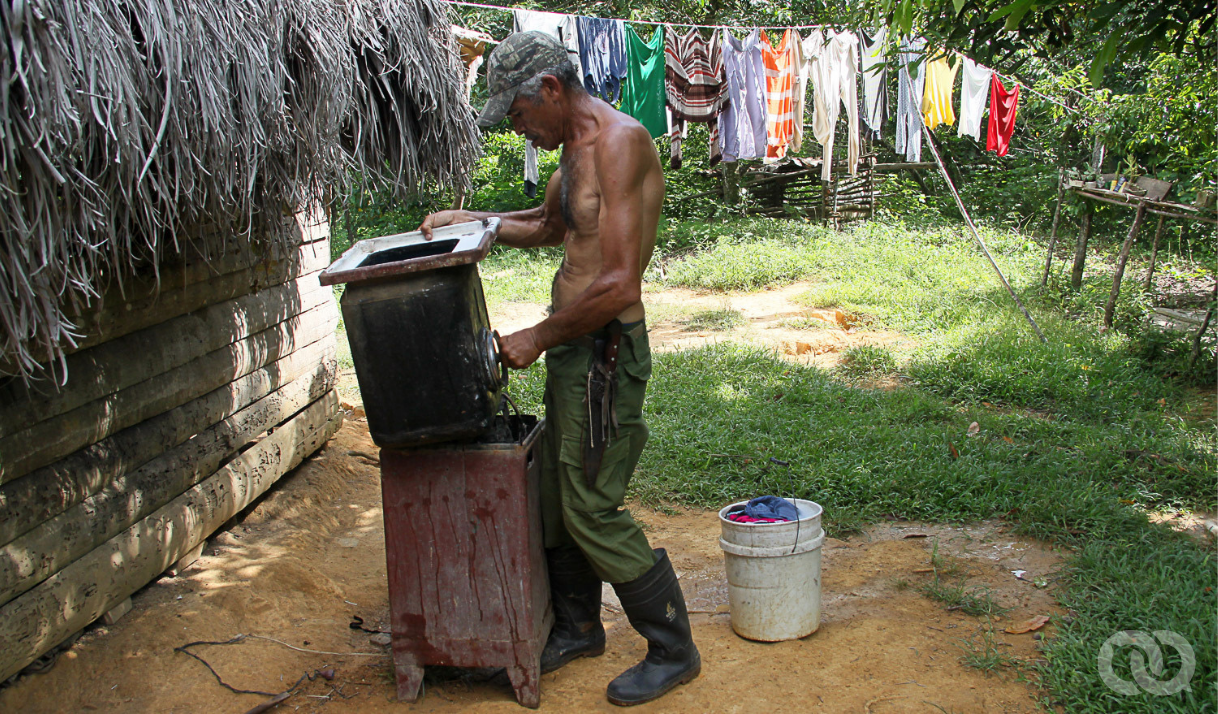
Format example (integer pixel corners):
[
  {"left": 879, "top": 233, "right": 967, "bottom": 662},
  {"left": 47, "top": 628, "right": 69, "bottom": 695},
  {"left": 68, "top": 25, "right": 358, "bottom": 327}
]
[
  {"left": 448, "top": 0, "right": 1086, "bottom": 113},
  {"left": 990, "top": 68, "right": 1082, "bottom": 115},
  {"left": 445, "top": 0, "right": 830, "bottom": 31}
]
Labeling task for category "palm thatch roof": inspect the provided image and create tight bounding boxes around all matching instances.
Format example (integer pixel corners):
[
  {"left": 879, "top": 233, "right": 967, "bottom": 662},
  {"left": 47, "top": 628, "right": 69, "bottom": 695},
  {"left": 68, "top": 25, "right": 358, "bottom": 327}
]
[{"left": 0, "top": 0, "right": 481, "bottom": 381}]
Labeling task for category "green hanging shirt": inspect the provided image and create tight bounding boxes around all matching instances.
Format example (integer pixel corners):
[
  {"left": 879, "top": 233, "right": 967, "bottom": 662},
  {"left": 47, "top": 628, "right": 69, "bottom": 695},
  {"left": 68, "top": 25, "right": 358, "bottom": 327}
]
[{"left": 623, "top": 27, "right": 667, "bottom": 139}]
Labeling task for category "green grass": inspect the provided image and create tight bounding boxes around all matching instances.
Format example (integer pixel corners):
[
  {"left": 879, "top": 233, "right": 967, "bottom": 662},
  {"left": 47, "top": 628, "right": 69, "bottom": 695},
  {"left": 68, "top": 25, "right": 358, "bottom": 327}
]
[
  {"left": 921, "top": 579, "right": 1012, "bottom": 618},
  {"left": 838, "top": 344, "right": 898, "bottom": 377},
  {"left": 510, "top": 342, "right": 1215, "bottom": 712},
  {"left": 683, "top": 306, "right": 745, "bottom": 332},
  {"left": 411, "top": 215, "right": 1214, "bottom": 713},
  {"left": 957, "top": 622, "right": 1027, "bottom": 674},
  {"left": 480, "top": 245, "right": 561, "bottom": 308}
]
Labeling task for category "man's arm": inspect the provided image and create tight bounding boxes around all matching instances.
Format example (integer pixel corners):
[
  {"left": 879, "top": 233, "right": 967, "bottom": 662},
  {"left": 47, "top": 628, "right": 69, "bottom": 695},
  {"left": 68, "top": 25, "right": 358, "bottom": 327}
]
[
  {"left": 500, "top": 124, "right": 655, "bottom": 368},
  {"left": 418, "top": 171, "right": 566, "bottom": 248}
]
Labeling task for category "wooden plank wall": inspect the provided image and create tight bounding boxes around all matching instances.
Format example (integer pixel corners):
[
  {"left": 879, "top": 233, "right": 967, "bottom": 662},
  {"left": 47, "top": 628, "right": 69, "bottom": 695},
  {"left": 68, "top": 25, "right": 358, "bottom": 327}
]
[{"left": 0, "top": 210, "right": 341, "bottom": 681}]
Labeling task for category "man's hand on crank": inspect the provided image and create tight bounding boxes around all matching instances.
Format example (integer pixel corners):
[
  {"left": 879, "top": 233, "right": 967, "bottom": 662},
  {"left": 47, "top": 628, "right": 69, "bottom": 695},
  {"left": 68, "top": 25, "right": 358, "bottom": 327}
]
[{"left": 499, "top": 328, "right": 544, "bottom": 370}]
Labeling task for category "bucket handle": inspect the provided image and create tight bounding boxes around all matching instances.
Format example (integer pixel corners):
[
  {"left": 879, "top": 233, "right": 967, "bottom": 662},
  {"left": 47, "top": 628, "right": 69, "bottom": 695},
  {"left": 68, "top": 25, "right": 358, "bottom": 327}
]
[{"left": 719, "top": 530, "right": 825, "bottom": 559}]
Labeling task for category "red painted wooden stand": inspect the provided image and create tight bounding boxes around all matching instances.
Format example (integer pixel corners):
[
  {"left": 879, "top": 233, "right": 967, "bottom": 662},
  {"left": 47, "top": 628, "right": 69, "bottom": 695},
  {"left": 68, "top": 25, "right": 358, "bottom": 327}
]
[{"left": 379, "top": 416, "right": 551, "bottom": 708}]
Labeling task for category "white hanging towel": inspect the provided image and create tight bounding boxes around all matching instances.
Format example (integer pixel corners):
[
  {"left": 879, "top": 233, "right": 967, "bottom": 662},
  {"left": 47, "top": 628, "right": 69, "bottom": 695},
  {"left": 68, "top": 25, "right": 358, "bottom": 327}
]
[
  {"left": 958, "top": 57, "right": 992, "bottom": 141},
  {"left": 512, "top": 10, "right": 583, "bottom": 197},
  {"left": 858, "top": 27, "right": 888, "bottom": 139}
]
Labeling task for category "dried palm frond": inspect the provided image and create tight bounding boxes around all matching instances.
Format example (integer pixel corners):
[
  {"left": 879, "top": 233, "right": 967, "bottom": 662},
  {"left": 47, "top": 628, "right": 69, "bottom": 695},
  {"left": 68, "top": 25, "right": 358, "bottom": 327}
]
[{"left": 0, "top": 0, "right": 480, "bottom": 382}]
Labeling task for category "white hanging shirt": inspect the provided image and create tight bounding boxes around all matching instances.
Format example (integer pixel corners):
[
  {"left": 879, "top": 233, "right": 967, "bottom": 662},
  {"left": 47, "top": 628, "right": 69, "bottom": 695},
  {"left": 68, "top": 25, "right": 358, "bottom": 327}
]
[
  {"left": 958, "top": 57, "right": 992, "bottom": 141},
  {"left": 805, "top": 30, "right": 861, "bottom": 180},
  {"left": 512, "top": 10, "right": 583, "bottom": 197}
]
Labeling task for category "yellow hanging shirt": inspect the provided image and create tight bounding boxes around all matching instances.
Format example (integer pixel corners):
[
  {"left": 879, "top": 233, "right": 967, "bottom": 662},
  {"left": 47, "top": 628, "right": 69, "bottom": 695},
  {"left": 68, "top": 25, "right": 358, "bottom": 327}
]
[{"left": 921, "top": 56, "right": 959, "bottom": 130}]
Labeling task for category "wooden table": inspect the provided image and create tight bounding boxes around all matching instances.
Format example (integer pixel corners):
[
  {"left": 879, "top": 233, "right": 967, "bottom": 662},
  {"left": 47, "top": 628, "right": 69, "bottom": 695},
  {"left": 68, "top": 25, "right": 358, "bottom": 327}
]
[{"left": 1063, "top": 184, "right": 1217, "bottom": 328}]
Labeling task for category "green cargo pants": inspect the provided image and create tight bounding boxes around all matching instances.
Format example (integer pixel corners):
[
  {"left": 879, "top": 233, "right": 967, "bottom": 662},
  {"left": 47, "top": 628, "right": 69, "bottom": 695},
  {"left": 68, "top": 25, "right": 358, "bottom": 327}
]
[{"left": 539, "top": 321, "right": 656, "bottom": 584}]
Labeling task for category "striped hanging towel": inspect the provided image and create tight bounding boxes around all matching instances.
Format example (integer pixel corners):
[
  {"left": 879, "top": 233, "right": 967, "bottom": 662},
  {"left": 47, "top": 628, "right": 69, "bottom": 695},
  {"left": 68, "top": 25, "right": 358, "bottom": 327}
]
[
  {"left": 664, "top": 26, "right": 729, "bottom": 169},
  {"left": 760, "top": 29, "right": 799, "bottom": 160}
]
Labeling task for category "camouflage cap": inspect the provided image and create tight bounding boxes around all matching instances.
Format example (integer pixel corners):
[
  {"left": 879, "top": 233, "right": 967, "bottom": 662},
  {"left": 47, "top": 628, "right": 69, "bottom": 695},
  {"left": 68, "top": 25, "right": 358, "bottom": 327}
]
[{"left": 476, "top": 31, "right": 570, "bottom": 128}]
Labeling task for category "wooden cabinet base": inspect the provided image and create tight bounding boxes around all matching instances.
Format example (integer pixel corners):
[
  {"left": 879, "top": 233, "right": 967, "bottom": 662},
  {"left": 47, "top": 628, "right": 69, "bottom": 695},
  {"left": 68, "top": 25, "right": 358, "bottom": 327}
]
[{"left": 379, "top": 416, "right": 551, "bottom": 708}]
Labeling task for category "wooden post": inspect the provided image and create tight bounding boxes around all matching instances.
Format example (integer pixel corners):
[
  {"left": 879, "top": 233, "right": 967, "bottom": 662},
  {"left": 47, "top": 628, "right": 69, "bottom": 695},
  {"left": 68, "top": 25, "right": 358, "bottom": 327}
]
[
  {"left": 1143, "top": 215, "right": 1167, "bottom": 293},
  {"left": 1041, "top": 169, "right": 1066, "bottom": 286},
  {"left": 722, "top": 162, "right": 740, "bottom": 205},
  {"left": 1190, "top": 281, "right": 1217, "bottom": 368},
  {"left": 1071, "top": 204, "right": 1093, "bottom": 291},
  {"left": 1103, "top": 201, "right": 1148, "bottom": 328}
]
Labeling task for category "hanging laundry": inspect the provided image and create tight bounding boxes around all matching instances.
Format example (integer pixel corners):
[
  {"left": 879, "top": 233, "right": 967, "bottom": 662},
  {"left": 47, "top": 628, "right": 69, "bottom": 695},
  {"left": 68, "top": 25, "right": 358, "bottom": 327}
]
[
  {"left": 858, "top": 28, "right": 888, "bottom": 141},
  {"left": 986, "top": 74, "right": 1019, "bottom": 156},
  {"left": 512, "top": 10, "right": 583, "bottom": 198},
  {"left": 664, "top": 26, "right": 728, "bottom": 169},
  {"left": 718, "top": 29, "right": 767, "bottom": 162},
  {"left": 760, "top": 29, "right": 800, "bottom": 160},
  {"left": 791, "top": 30, "right": 812, "bottom": 153},
  {"left": 452, "top": 27, "right": 495, "bottom": 100},
  {"left": 577, "top": 16, "right": 627, "bottom": 103},
  {"left": 957, "top": 57, "right": 991, "bottom": 141},
  {"left": 805, "top": 30, "right": 860, "bottom": 180},
  {"left": 895, "top": 38, "right": 926, "bottom": 163},
  {"left": 920, "top": 54, "right": 959, "bottom": 130},
  {"left": 623, "top": 26, "right": 668, "bottom": 138},
  {"left": 511, "top": 9, "right": 582, "bottom": 75}
]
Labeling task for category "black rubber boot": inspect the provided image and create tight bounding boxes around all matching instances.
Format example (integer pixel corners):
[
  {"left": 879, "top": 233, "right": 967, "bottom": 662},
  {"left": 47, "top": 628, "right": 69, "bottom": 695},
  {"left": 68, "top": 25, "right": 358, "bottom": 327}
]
[
  {"left": 540, "top": 546, "right": 606, "bottom": 674},
  {"left": 606, "top": 549, "right": 701, "bottom": 706}
]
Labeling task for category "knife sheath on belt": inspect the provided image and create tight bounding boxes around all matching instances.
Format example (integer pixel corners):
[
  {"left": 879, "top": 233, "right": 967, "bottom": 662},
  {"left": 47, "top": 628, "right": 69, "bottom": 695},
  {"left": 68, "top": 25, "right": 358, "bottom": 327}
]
[{"left": 584, "top": 320, "right": 623, "bottom": 486}]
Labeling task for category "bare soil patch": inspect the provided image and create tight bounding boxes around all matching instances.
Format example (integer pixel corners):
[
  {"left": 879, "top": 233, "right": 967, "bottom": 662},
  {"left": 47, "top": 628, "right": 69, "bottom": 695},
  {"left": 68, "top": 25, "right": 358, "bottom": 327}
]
[
  {"left": 1, "top": 415, "right": 1063, "bottom": 714},
  {"left": 493, "top": 283, "right": 914, "bottom": 372}
]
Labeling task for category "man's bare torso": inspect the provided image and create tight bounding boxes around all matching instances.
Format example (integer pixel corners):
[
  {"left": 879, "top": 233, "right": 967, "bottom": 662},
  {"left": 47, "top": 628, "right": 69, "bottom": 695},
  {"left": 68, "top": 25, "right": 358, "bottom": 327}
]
[{"left": 547, "top": 104, "right": 663, "bottom": 325}]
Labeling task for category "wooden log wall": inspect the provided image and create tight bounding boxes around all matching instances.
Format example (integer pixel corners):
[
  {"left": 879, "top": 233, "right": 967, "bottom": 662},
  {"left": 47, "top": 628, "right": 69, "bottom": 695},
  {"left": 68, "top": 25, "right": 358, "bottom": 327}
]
[{"left": 0, "top": 210, "right": 341, "bottom": 682}]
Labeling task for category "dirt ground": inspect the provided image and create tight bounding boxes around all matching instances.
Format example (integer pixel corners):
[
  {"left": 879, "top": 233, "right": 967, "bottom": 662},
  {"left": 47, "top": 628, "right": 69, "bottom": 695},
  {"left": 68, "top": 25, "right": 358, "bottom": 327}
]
[
  {"left": 493, "top": 282, "right": 914, "bottom": 369},
  {"left": 1, "top": 288, "right": 1071, "bottom": 714}
]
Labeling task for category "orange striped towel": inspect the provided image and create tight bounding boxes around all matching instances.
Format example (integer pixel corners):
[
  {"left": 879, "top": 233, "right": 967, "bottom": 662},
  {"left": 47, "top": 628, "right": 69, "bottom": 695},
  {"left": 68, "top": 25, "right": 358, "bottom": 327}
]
[{"left": 761, "top": 29, "right": 799, "bottom": 160}]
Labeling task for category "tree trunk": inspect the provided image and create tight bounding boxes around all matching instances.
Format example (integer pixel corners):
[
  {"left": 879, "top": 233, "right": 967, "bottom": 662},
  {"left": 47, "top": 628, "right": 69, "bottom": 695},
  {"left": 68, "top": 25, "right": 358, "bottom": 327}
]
[
  {"left": 1071, "top": 205, "right": 1093, "bottom": 291},
  {"left": 722, "top": 162, "right": 740, "bottom": 205},
  {"left": 1103, "top": 201, "right": 1147, "bottom": 328}
]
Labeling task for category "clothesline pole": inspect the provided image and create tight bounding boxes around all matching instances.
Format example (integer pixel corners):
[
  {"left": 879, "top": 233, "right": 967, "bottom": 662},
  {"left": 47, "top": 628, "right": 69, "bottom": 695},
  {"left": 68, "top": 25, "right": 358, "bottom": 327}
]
[{"left": 906, "top": 76, "right": 1048, "bottom": 343}]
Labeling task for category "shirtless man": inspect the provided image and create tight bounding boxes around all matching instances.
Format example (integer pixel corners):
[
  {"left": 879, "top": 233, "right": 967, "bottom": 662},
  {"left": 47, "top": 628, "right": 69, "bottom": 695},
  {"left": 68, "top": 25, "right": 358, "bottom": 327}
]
[{"left": 419, "top": 31, "right": 699, "bottom": 707}]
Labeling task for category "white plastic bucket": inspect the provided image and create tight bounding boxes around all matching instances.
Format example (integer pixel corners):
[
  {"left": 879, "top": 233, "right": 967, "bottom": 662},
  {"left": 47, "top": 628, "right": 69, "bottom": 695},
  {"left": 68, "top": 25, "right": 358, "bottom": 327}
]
[{"left": 718, "top": 499, "right": 824, "bottom": 642}]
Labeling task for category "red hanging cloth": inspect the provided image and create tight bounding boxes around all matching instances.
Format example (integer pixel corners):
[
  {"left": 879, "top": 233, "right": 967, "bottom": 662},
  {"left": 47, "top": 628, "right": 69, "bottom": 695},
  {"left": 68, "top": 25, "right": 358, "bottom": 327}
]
[{"left": 986, "top": 75, "right": 1019, "bottom": 157}]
